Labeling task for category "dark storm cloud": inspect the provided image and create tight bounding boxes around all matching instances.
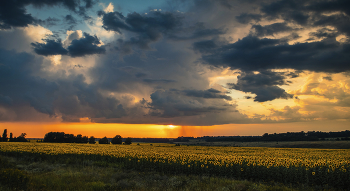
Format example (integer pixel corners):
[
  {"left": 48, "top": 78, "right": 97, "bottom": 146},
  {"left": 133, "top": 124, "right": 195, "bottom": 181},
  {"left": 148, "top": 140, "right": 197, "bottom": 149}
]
[
  {"left": 199, "top": 35, "right": 350, "bottom": 73},
  {"left": 193, "top": 40, "right": 217, "bottom": 53},
  {"left": 0, "top": 0, "right": 95, "bottom": 29},
  {"left": 31, "top": 39, "right": 68, "bottom": 56},
  {"left": 308, "top": 28, "right": 339, "bottom": 40},
  {"left": 0, "top": 48, "right": 58, "bottom": 116},
  {"left": 258, "top": 0, "right": 350, "bottom": 35},
  {"left": 228, "top": 71, "right": 293, "bottom": 102},
  {"left": 135, "top": 73, "right": 147, "bottom": 78},
  {"left": 235, "top": 13, "right": 262, "bottom": 24},
  {"left": 100, "top": 10, "right": 181, "bottom": 34},
  {"left": 99, "top": 10, "right": 182, "bottom": 50},
  {"left": 0, "top": 95, "right": 13, "bottom": 106},
  {"left": 0, "top": 48, "right": 126, "bottom": 121},
  {"left": 3, "top": 0, "right": 350, "bottom": 125},
  {"left": 67, "top": 33, "right": 106, "bottom": 57},
  {"left": 59, "top": 81, "right": 127, "bottom": 120},
  {"left": 31, "top": 33, "right": 105, "bottom": 57},
  {"left": 168, "top": 22, "right": 226, "bottom": 40},
  {"left": 0, "top": 1, "right": 35, "bottom": 29},
  {"left": 149, "top": 90, "right": 227, "bottom": 118},
  {"left": 142, "top": 79, "right": 176, "bottom": 84},
  {"left": 252, "top": 22, "right": 293, "bottom": 37},
  {"left": 168, "top": 28, "right": 225, "bottom": 40},
  {"left": 183, "top": 88, "right": 232, "bottom": 100},
  {"left": 313, "top": 14, "right": 350, "bottom": 36}
]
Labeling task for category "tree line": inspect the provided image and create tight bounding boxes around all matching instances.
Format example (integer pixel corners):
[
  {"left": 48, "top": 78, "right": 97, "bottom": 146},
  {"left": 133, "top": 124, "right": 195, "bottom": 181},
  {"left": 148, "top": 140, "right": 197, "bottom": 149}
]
[
  {"left": 43, "top": 132, "right": 132, "bottom": 144},
  {"left": 0, "top": 129, "right": 28, "bottom": 142},
  {"left": 203, "top": 130, "right": 350, "bottom": 142}
]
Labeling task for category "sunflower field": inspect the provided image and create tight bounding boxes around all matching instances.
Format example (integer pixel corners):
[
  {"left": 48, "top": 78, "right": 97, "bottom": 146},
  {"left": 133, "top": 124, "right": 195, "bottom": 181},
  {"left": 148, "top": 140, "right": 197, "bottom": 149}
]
[{"left": 0, "top": 142, "right": 349, "bottom": 189}]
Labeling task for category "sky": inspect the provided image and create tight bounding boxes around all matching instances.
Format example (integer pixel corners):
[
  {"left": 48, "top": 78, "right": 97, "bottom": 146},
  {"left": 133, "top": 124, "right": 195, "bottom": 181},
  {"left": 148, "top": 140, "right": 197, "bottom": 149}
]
[{"left": 0, "top": 0, "right": 350, "bottom": 138}]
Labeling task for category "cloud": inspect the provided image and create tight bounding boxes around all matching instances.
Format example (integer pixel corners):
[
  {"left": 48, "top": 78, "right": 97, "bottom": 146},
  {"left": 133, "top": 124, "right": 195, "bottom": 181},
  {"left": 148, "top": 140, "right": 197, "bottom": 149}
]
[
  {"left": 98, "top": 10, "right": 182, "bottom": 51},
  {"left": 1, "top": 0, "right": 350, "bottom": 126},
  {"left": 0, "top": 47, "right": 127, "bottom": 122},
  {"left": 251, "top": 22, "right": 293, "bottom": 37},
  {"left": 0, "top": 48, "right": 58, "bottom": 117},
  {"left": 0, "top": 0, "right": 94, "bottom": 29},
  {"left": 258, "top": 0, "right": 350, "bottom": 35},
  {"left": 183, "top": 88, "right": 232, "bottom": 100},
  {"left": 149, "top": 90, "right": 228, "bottom": 118},
  {"left": 142, "top": 79, "right": 176, "bottom": 84},
  {"left": 235, "top": 13, "right": 262, "bottom": 24},
  {"left": 228, "top": 71, "right": 293, "bottom": 102},
  {"left": 67, "top": 33, "right": 106, "bottom": 57},
  {"left": 168, "top": 22, "right": 226, "bottom": 40},
  {"left": 199, "top": 35, "right": 350, "bottom": 73},
  {"left": 193, "top": 40, "right": 218, "bottom": 53},
  {"left": 38, "top": 17, "right": 60, "bottom": 27},
  {"left": 0, "top": 25, "right": 52, "bottom": 52},
  {"left": 31, "top": 32, "right": 105, "bottom": 57},
  {"left": 64, "top": 15, "right": 78, "bottom": 25},
  {"left": 31, "top": 39, "right": 68, "bottom": 56}
]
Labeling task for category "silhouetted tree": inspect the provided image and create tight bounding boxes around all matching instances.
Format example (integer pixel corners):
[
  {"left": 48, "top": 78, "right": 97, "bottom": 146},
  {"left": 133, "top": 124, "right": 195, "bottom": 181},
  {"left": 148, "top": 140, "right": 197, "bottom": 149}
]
[
  {"left": 16, "top": 133, "right": 28, "bottom": 142},
  {"left": 111, "top": 135, "right": 122, "bottom": 144},
  {"left": 9, "top": 133, "right": 13, "bottom": 142},
  {"left": 75, "top": 134, "right": 83, "bottom": 143},
  {"left": 44, "top": 132, "right": 65, "bottom": 143},
  {"left": 2, "top": 129, "right": 8, "bottom": 142},
  {"left": 125, "top": 137, "right": 132, "bottom": 145},
  {"left": 64, "top": 134, "right": 75, "bottom": 143},
  {"left": 82, "top": 136, "right": 88, "bottom": 143},
  {"left": 99, "top": 136, "right": 109, "bottom": 144},
  {"left": 89, "top": 136, "right": 96, "bottom": 144}
]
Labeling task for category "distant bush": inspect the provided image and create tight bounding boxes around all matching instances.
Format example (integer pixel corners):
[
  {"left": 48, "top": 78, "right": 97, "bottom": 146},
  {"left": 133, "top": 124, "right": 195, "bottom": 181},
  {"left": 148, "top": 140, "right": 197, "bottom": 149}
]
[
  {"left": 89, "top": 136, "right": 96, "bottom": 144},
  {"left": 99, "top": 137, "right": 109, "bottom": 144},
  {"left": 125, "top": 137, "right": 132, "bottom": 145},
  {"left": 111, "top": 135, "right": 122, "bottom": 144},
  {"left": 9, "top": 133, "right": 28, "bottom": 142}
]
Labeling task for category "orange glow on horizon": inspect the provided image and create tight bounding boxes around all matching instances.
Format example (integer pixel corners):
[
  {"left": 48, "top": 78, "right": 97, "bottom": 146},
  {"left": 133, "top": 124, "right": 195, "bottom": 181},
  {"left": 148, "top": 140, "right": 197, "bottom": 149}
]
[{"left": 0, "top": 120, "right": 349, "bottom": 139}]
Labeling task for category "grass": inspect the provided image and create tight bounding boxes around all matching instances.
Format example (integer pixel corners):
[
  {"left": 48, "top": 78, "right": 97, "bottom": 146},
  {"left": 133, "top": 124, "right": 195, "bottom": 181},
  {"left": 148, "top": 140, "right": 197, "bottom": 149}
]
[{"left": 0, "top": 153, "right": 340, "bottom": 191}]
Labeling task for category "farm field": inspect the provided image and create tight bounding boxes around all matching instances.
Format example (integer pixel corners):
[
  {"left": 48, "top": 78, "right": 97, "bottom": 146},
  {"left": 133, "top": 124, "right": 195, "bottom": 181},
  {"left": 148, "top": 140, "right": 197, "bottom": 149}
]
[
  {"left": 180, "top": 140, "right": 350, "bottom": 149},
  {"left": 0, "top": 142, "right": 349, "bottom": 190}
]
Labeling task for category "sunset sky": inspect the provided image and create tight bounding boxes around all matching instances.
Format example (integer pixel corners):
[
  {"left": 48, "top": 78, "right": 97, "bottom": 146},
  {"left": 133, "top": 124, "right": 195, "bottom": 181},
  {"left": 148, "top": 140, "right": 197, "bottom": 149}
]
[{"left": 0, "top": 0, "right": 350, "bottom": 138}]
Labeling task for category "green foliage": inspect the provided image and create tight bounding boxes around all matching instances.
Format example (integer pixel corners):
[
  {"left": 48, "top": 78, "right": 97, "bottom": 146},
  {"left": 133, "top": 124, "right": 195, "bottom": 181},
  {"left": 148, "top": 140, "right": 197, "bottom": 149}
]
[
  {"left": 0, "top": 168, "right": 29, "bottom": 190},
  {"left": 99, "top": 136, "right": 109, "bottom": 144},
  {"left": 111, "top": 135, "right": 122, "bottom": 144},
  {"left": 0, "top": 156, "right": 29, "bottom": 190}
]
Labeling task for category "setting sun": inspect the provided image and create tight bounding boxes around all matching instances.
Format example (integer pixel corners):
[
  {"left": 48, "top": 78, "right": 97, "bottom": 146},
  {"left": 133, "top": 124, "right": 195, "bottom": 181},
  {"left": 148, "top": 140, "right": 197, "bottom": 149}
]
[{"left": 167, "top": 125, "right": 177, "bottom": 129}]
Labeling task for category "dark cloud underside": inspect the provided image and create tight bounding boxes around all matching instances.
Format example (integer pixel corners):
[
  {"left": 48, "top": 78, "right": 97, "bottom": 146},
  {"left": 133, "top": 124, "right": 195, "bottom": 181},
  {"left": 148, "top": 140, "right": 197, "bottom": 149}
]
[
  {"left": 0, "top": 0, "right": 94, "bottom": 29},
  {"left": 31, "top": 33, "right": 106, "bottom": 57}
]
